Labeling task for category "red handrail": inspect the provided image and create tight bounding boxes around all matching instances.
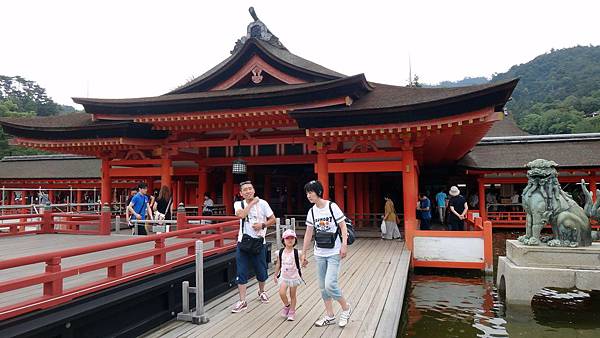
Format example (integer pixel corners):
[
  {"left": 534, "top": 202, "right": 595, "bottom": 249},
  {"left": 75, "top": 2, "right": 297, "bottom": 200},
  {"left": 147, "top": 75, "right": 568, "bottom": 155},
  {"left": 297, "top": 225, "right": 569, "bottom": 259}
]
[{"left": 0, "top": 215, "right": 239, "bottom": 320}]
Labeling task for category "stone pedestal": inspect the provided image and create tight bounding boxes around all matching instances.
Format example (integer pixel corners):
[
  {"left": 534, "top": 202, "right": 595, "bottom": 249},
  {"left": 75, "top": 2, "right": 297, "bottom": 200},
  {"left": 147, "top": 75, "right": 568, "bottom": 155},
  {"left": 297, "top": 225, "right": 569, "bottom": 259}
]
[{"left": 497, "top": 240, "right": 600, "bottom": 304}]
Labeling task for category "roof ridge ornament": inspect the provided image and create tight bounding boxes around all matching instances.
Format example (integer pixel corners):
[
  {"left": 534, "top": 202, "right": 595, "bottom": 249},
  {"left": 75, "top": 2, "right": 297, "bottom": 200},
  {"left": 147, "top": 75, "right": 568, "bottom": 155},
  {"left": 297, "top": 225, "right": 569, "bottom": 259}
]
[{"left": 231, "top": 7, "right": 287, "bottom": 54}]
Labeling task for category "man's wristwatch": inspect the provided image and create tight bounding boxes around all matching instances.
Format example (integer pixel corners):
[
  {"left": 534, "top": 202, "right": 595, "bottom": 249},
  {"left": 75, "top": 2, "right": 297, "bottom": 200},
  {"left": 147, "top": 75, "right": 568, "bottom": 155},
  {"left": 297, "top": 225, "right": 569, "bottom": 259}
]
[{"left": 261, "top": 223, "right": 266, "bottom": 229}]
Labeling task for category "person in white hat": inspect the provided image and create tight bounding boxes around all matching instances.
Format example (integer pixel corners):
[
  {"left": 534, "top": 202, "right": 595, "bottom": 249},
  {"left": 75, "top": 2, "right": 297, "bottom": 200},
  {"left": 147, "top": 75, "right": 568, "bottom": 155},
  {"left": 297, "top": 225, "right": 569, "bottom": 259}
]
[
  {"left": 274, "top": 229, "right": 304, "bottom": 321},
  {"left": 447, "top": 186, "right": 468, "bottom": 231}
]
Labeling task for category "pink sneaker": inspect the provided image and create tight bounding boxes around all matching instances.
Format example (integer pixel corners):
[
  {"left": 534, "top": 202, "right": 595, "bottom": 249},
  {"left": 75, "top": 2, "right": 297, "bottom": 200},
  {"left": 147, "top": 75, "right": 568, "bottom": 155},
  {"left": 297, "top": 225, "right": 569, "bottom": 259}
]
[
  {"left": 231, "top": 300, "right": 247, "bottom": 313},
  {"left": 258, "top": 291, "right": 269, "bottom": 304},
  {"left": 281, "top": 305, "right": 290, "bottom": 317},
  {"left": 287, "top": 309, "right": 296, "bottom": 321}
]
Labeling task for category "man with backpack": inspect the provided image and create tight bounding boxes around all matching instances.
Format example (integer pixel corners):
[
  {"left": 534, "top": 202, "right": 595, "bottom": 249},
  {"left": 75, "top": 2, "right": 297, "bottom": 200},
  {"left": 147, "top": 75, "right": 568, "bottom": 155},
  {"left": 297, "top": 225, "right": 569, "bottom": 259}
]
[
  {"left": 300, "top": 180, "right": 353, "bottom": 328},
  {"left": 231, "top": 181, "right": 276, "bottom": 313}
]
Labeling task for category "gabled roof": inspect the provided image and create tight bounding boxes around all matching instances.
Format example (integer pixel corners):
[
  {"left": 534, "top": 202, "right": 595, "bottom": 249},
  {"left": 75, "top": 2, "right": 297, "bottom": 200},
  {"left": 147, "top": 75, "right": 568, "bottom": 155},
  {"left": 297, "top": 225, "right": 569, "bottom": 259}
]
[
  {"left": 458, "top": 133, "right": 600, "bottom": 170},
  {"left": 168, "top": 39, "right": 345, "bottom": 94},
  {"left": 484, "top": 113, "right": 529, "bottom": 137},
  {"left": 291, "top": 78, "right": 519, "bottom": 128},
  {"left": 0, "top": 113, "right": 168, "bottom": 140},
  {"left": 0, "top": 155, "right": 100, "bottom": 179},
  {"left": 72, "top": 74, "right": 372, "bottom": 115}
]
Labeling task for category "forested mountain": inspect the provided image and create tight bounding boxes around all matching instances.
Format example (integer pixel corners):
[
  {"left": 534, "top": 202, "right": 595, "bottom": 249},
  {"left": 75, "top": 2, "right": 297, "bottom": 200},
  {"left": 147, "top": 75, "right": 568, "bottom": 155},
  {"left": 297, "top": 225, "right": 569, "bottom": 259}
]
[
  {"left": 0, "top": 75, "right": 77, "bottom": 156},
  {"left": 427, "top": 46, "right": 600, "bottom": 135},
  {"left": 491, "top": 45, "right": 600, "bottom": 134},
  {"left": 425, "top": 77, "right": 489, "bottom": 88}
]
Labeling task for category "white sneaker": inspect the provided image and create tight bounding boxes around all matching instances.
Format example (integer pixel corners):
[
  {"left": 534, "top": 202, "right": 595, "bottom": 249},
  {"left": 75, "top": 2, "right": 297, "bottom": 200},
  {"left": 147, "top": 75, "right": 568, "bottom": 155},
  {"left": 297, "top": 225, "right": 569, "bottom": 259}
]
[
  {"left": 338, "top": 303, "right": 352, "bottom": 327},
  {"left": 314, "top": 315, "right": 336, "bottom": 327}
]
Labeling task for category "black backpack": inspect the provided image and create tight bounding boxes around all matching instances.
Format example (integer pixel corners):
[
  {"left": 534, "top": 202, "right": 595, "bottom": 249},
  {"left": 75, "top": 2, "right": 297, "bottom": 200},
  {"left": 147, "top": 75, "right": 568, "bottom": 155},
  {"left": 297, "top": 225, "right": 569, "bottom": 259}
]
[
  {"left": 277, "top": 248, "right": 305, "bottom": 283},
  {"left": 311, "top": 201, "right": 356, "bottom": 245}
]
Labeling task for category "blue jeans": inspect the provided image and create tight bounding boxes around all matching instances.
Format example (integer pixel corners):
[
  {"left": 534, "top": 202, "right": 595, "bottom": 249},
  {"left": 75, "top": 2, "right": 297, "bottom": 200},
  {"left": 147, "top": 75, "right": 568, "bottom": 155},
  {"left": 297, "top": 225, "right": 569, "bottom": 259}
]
[
  {"left": 315, "top": 254, "right": 343, "bottom": 301},
  {"left": 235, "top": 242, "right": 268, "bottom": 285}
]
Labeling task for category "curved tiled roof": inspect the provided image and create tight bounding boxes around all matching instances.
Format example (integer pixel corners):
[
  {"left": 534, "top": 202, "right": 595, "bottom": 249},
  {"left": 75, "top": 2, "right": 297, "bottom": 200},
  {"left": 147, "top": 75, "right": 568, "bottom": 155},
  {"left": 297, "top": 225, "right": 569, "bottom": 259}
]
[
  {"left": 0, "top": 155, "right": 100, "bottom": 179},
  {"left": 167, "top": 39, "right": 344, "bottom": 94},
  {"left": 484, "top": 114, "right": 529, "bottom": 137},
  {"left": 0, "top": 113, "right": 126, "bottom": 130},
  {"left": 297, "top": 78, "right": 518, "bottom": 113},
  {"left": 459, "top": 135, "right": 600, "bottom": 170}
]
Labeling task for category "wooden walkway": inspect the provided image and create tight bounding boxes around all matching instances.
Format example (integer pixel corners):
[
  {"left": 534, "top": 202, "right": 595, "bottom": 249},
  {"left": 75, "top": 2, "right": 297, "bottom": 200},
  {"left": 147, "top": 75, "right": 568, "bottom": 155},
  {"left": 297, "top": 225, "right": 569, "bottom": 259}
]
[{"left": 144, "top": 238, "right": 411, "bottom": 338}]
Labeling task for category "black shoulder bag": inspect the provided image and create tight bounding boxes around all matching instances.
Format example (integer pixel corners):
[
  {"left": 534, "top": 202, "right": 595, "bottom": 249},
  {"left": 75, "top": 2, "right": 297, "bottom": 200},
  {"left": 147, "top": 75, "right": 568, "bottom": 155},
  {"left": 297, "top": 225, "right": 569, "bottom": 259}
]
[
  {"left": 312, "top": 206, "right": 337, "bottom": 249},
  {"left": 238, "top": 200, "right": 264, "bottom": 255}
]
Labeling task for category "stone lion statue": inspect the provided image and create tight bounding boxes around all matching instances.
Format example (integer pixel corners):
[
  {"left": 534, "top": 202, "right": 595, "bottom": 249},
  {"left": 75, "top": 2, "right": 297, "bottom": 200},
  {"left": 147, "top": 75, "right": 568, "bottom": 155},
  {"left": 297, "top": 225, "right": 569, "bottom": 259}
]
[{"left": 518, "top": 159, "right": 592, "bottom": 247}]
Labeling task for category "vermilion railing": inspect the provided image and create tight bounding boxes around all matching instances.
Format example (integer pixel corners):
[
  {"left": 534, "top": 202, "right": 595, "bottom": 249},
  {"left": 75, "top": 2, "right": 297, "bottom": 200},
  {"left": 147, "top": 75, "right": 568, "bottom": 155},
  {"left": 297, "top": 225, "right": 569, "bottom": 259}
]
[
  {"left": 411, "top": 216, "right": 493, "bottom": 272},
  {"left": 487, "top": 211, "right": 527, "bottom": 226},
  {"left": 0, "top": 211, "right": 239, "bottom": 321},
  {"left": 0, "top": 204, "right": 114, "bottom": 237},
  {"left": 0, "top": 213, "right": 44, "bottom": 236}
]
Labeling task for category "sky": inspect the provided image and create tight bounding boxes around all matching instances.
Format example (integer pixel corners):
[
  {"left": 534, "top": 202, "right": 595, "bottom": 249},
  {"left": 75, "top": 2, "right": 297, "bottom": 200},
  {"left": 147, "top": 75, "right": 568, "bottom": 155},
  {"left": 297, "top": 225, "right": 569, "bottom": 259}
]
[{"left": 1, "top": 0, "right": 599, "bottom": 107}]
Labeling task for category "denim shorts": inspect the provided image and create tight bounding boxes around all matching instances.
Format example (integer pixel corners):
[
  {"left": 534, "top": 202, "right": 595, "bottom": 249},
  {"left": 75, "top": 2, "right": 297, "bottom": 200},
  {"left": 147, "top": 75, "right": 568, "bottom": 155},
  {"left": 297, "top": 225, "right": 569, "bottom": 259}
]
[
  {"left": 315, "top": 254, "right": 343, "bottom": 300},
  {"left": 235, "top": 242, "right": 268, "bottom": 284}
]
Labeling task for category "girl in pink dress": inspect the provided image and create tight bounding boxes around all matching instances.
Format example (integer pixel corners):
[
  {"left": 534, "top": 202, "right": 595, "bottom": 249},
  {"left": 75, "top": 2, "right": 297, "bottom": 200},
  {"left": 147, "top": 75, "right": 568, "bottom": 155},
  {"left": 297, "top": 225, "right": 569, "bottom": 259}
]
[{"left": 274, "top": 229, "right": 304, "bottom": 321}]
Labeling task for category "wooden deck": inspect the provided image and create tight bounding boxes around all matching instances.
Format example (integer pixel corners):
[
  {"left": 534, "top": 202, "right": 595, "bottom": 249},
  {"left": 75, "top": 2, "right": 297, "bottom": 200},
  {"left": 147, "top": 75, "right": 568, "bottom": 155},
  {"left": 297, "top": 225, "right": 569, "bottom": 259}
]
[{"left": 144, "top": 238, "right": 411, "bottom": 338}]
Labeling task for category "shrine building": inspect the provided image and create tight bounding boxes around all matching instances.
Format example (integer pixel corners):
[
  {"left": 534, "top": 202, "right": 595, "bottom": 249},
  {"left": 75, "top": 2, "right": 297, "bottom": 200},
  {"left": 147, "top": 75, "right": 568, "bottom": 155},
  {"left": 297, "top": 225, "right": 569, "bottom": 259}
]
[{"left": 0, "top": 12, "right": 522, "bottom": 252}]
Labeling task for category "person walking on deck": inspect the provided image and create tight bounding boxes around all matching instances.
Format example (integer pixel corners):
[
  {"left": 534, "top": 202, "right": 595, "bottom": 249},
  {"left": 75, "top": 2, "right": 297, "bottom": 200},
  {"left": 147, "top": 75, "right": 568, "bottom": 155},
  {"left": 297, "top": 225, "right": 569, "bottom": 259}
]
[
  {"left": 435, "top": 188, "right": 448, "bottom": 225},
  {"left": 382, "top": 195, "right": 401, "bottom": 239},
  {"left": 153, "top": 186, "right": 173, "bottom": 232},
  {"left": 274, "top": 229, "right": 304, "bottom": 321},
  {"left": 300, "top": 180, "right": 352, "bottom": 328},
  {"left": 417, "top": 193, "right": 432, "bottom": 230},
  {"left": 127, "top": 182, "right": 153, "bottom": 235},
  {"left": 231, "top": 181, "right": 276, "bottom": 313}
]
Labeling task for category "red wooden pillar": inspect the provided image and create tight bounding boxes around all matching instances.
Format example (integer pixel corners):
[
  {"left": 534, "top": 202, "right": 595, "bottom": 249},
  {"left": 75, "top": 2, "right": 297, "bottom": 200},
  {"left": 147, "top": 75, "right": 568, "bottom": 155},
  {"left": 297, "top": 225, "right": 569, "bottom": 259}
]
[
  {"left": 177, "top": 179, "right": 183, "bottom": 206},
  {"left": 316, "top": 147, "right": 329, "bottom": 199},
  {"left": 10, "top": 191, "right": 15, "bottom": 205},
  {"left": 208, "top": 171, "right": 217, "bottom": 202},
  {"left": 223, "top": 170, "right": 233, "bottom": 215},
  {"left": 147, "top": 178, "right": 154, "bottom": 194},
  {"left": 334, "top": 173, "right": 345, "bottom": 210},
  {"left": 101, "top": 158, "right": 111, "bottom": 205},
  {"left": 198, "top": 167, "right": 208, "bottom": 213},
  {"left": 373, "top": 174, "right": 382, "bottom": 215},
  {"left": 356, "top": 174, "right": 364, "bottom": 227},
  {"left": 286, "top": 177, "right": 294, "bottom": 214},
  {"left": 478, "top": 178, "right": 487, "bottom": 221},
  {"left": 76, "top": 190, "right": 82, "bottom": 212},
  {"left": 264, "top": 174, "right": 271, "bottom": 203},
  {"left": 346, "top": 173, "right": 356, "bottom": 219},
  {"left": 402, "top": 148, "right": 417, "bottom": 252},
  {"left": 296, "top": 183, "right": 304, "bottom": 211},
  {"left": 364, "top": 174, "right": 370, "bottom": 225},
  {"left": 161, "top": 152, "right": 172, "bottom": 190},
  {"left": 171, "top": 179, "right": 178, "bottom": 206}
]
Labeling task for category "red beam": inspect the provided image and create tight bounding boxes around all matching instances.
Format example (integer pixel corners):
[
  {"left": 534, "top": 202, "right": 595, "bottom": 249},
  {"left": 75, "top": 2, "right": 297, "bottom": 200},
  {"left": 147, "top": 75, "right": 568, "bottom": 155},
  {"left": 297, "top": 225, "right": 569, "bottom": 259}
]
[
  {"left": 326, "top": 151, "right": 402, "bottom": 160},
  {"left": 327, "top": 161, "right": 403, "bottom": 173},
  {"left": 203, "top": 154, "right": 315, "bottom": 167},
  {"left": 109, "top": 167, "right": 161, "bottom": 177},
  {"left": 173, "top": 136, "right": 311, "bottom": 148},
  {"left": 110, "top": 159, "right": 161, "bottom": 166}
]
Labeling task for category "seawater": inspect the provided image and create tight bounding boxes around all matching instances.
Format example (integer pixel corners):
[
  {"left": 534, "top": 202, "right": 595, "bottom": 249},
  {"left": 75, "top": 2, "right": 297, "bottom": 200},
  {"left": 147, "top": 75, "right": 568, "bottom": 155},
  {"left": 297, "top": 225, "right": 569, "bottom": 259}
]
[{"left": 399, "top": 230, "right": 600, "bottom": 337}]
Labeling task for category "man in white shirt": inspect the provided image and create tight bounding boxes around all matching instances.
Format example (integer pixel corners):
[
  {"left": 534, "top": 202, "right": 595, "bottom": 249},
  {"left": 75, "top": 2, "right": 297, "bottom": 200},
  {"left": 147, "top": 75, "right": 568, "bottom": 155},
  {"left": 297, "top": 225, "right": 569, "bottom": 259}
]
[{"left": 231, "top": 181, "right": 276, "bottom": 313}]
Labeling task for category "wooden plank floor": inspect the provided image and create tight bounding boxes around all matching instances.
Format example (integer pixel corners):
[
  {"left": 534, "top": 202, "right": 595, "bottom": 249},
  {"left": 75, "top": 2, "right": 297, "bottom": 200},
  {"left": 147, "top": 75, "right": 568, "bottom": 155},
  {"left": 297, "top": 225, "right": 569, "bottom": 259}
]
[
  {"left": 143, "top": 238, "right": 410, "bottom": 338},
  {"left": 0, "top": 233, "right": 203, "bottom": 309}
]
